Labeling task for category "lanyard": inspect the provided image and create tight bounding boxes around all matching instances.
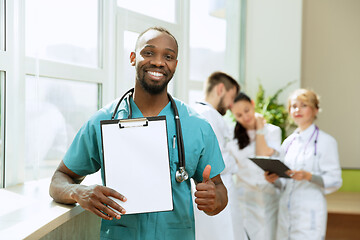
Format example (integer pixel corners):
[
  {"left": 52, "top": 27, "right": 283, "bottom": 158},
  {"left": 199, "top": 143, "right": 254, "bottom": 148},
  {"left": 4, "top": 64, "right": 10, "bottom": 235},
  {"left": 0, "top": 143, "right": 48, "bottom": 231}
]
[{"left": 112, "top": 88, "right": 188, "bottom": 183}]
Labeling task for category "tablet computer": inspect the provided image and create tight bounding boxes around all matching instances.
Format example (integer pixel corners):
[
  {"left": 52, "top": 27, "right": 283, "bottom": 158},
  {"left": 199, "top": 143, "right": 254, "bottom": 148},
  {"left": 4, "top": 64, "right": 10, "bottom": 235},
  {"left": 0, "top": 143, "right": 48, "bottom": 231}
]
[{"left": 249, "top": 157, "right": 291, "bottom": 178}]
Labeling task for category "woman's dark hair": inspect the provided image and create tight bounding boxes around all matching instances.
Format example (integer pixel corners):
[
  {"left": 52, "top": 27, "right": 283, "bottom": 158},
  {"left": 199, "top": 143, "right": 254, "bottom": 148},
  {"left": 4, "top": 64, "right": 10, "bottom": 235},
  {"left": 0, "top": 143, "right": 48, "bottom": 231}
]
[{"left": 233, "top": 92, "right": 252, "bottom": 149}]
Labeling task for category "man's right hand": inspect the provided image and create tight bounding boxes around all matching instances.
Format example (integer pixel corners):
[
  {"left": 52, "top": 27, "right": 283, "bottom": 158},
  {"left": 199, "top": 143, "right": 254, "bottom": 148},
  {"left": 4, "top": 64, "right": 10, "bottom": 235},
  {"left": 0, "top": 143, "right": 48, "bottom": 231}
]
[
  {"left": 49, "top": 160, "right": 127, "bottom": 221},
  {"left": 72, "top": 184, "right": 127, "bottom": 220}
]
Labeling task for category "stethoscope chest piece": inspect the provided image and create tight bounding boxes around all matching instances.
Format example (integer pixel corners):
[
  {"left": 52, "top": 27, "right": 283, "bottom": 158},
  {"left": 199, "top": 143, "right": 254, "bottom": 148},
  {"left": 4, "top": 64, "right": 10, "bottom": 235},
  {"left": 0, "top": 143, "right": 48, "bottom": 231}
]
[{"left": 176, "top": 166, "right": 189, "bottom": 183}]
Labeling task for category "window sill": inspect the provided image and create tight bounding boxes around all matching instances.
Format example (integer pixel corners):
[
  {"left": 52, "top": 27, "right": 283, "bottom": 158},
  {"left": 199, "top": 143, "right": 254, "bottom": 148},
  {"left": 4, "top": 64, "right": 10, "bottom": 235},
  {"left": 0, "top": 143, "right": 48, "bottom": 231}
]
[{"left": 0, "top": 173, "right": 101, "bottom": 239}]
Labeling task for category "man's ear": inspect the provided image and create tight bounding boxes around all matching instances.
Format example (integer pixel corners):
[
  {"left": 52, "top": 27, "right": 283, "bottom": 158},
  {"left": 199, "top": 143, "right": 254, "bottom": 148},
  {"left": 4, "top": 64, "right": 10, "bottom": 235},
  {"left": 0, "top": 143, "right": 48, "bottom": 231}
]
[
  {"left": 130, "top": 52, "right": 136, "bottom": 66},
  {"left": 216, "top": 83, "right": 225, "bottom": 96}
]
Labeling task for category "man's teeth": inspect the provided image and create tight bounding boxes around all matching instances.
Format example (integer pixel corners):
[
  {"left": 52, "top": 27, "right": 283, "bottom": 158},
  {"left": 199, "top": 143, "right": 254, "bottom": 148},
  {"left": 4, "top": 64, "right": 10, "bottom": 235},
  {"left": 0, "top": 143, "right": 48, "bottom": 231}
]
[{"left": 148, "top": 71, "right": 164, "bottom": 77}]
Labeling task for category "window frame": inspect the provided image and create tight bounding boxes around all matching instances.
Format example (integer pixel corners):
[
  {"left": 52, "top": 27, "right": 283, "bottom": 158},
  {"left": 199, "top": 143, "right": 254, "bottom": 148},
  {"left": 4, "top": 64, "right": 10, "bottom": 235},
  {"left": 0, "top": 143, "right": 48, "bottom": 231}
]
[
  {"left": 1, "top": 0, "right": 244, "bottom": 188},
  {"left": 0, "top": 71, "right": 5, "bottom": 188},
  {"left": 2, "top": 0, "right": 117, "bottom": 187}
]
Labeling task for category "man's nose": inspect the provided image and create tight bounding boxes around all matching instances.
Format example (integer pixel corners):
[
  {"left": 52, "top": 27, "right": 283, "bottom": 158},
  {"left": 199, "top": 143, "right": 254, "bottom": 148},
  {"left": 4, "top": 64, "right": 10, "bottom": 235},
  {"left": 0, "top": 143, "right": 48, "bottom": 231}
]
[{"left": 151, "top": 56, "right": 165, "bottom": 67}]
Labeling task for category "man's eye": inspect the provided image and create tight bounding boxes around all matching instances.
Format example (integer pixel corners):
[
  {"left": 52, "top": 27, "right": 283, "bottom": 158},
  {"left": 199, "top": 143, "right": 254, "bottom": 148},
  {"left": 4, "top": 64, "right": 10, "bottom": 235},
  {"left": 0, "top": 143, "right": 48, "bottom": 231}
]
[
  {"left": 143, "top": 51, "right": 153, "bottom": 56},
  {"left": 165, "top": 55, "right": 174, "bottom": 61}
]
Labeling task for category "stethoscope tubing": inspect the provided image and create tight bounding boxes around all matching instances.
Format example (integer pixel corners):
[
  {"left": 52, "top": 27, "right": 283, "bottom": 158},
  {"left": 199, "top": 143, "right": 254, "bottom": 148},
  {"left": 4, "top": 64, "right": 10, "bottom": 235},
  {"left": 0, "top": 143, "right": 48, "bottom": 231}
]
[
  {"left": 285, "top": 125, "right": 319, "bottom": 156},
  {"left": 111, "top": 88, "right": 134, "bottom": 120}
]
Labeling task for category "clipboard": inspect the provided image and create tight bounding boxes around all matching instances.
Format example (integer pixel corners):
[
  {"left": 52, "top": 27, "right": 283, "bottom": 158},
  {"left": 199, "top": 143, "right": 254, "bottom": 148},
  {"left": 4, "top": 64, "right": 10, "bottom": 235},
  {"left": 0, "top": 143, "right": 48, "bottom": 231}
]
[
  {"left": 248, "top": 157, "right": 291, "bottom": 178},
  {"left": 100, "top": 116, "right": 173, "bottom": 214}
]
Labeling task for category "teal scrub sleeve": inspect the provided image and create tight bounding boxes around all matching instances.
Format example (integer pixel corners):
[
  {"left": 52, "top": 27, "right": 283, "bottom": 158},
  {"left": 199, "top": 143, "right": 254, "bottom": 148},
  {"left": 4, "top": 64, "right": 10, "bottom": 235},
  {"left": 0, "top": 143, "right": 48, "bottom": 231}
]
[
  {"left": 63, "top": 117, "right": 102, "bottom": 176},
  {"left": 193, "top": 123, "right": 225, "bottom": 183},
  {"left": 62, "top": 99, "right": 129, "bottom": 177}
]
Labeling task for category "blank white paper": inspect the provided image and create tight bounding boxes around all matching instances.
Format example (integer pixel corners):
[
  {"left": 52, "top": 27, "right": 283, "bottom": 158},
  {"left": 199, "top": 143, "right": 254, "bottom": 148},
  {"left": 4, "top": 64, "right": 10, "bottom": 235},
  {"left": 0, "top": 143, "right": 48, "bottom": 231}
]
[{"left": 101, "top": 117, "right": 173, "bottom": 215}]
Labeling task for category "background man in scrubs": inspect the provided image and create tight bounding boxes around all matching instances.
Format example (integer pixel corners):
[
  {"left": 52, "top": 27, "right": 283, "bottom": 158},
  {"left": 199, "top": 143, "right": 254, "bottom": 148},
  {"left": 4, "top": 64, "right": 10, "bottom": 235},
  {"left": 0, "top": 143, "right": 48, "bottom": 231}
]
[
  {"left": 192, "top": 72, "right": 245, "bottom": 240},
  {"left": 49, "top": 26, "right": 228, "bottom": 240}
]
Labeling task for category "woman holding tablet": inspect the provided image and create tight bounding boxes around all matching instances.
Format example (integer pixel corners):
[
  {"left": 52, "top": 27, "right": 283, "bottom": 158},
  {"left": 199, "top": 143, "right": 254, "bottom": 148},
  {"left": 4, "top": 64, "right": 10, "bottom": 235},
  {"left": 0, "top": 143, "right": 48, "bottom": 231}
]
[
  {"left": 265, "top": 89, "right": 342, "bottom": 240},
  {"left": 228, "top": 92, "right": 282, "bottom": 240}
]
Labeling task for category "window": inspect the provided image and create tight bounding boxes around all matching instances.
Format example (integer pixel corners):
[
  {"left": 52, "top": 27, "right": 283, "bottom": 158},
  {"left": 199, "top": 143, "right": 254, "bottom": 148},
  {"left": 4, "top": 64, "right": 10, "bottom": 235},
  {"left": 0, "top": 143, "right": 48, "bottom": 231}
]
[
  {"left": 25, "top": 0, "right": 99, "bottom": 67},
  {"left": 117, "top": 0, "right": 176, "bottom": 23},
  {"left": 0, "top": 71, "right": 4, "bottom": 187},
  {"left": 0, "top": 0, "right": 4, "bottom": 51},
  {"left": 2, "top": 0, "right": 242, "bottom": 187},
  {"left": 121, "top": 31, "right": 138, "bottom": 91},
  {"left": 24, "top": 76, "right": 99, "bottom": 181},
  {"left": 189, "top": 0, "right": 227, "bottom": 82},
  {"left": 22, "top": 0, "right": 104, "bottom": 182}
]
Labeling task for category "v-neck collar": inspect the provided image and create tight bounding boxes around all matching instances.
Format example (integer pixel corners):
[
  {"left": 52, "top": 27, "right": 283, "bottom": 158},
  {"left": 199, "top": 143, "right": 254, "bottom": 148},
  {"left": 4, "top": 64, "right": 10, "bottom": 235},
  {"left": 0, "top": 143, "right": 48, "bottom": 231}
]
[
  {"left": 129, "top": 97, "right": 172, "bottom": 118},
  {"left": 296, "top": 124, "right": 316, "bottom": 141}
]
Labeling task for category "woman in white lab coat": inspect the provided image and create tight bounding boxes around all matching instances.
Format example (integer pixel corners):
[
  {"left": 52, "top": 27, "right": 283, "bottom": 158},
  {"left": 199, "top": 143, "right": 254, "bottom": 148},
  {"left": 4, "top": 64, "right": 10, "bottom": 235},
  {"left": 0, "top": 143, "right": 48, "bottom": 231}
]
[
  {"left": 265, "top": 89, "right": 342, "bottom": 240},
  {"left": 228, "top": 92, "right": 282, "bottom": 240}
]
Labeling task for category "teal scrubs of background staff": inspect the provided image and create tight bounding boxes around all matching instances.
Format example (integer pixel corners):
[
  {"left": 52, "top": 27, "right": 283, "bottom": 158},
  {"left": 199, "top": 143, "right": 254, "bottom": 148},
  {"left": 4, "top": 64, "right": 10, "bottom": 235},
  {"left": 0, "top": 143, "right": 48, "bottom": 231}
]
[{"left": 62, "top": 95, "right": 225, "bottom": 239}]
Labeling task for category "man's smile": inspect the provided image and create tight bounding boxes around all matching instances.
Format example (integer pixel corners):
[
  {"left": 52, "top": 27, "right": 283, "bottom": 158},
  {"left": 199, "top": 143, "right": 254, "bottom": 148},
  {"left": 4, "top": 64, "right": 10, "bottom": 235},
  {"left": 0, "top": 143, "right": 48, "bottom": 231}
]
[{"left": 146, "top": 70, "right": 165, "bottom": 81}]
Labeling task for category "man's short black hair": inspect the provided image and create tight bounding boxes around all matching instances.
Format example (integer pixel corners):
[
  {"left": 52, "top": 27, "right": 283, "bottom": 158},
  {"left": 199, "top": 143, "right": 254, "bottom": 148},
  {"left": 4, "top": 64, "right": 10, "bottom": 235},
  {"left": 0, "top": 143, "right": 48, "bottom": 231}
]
[{"left": 135, "top": 26, "right": 178, "bottom": 52}]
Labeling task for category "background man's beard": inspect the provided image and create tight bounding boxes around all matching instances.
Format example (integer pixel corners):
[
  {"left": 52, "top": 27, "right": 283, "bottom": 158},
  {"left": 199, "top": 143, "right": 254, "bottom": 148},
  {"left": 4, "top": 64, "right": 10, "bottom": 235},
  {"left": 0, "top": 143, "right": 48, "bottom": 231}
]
[{"left": 216, "top": 98, "right": 227, "bottom": 116}]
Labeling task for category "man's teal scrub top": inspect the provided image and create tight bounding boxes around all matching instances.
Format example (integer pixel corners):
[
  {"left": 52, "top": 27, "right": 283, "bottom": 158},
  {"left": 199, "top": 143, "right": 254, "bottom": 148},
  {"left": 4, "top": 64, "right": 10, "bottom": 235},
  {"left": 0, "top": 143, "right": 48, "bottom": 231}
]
[{"left": 63, "top": 96, "right": 225, "bottom": 240}]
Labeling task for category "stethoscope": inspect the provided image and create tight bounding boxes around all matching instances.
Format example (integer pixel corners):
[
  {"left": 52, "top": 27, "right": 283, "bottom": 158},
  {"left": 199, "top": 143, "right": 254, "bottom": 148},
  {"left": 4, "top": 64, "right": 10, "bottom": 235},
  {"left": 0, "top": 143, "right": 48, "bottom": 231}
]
[
  {"left": 111, "top": 88, "right": 189, "bottom": 183},
  {"left": 285, "top": 125, "right": 319, "bottom": 156}
]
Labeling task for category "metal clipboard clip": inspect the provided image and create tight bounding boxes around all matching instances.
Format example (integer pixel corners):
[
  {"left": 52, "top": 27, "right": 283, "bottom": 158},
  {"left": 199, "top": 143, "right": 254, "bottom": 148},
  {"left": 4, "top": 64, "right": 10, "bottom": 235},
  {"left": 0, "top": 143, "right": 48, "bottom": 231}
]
[{"left": 118, "top": 118, "right": 149, "bottom": 129}]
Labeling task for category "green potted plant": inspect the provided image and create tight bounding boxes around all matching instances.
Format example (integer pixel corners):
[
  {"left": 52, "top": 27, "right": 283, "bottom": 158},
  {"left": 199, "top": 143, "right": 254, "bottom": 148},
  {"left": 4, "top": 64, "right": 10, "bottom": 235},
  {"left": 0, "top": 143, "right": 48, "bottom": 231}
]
[{"left": 254, "top": 80, "right": 296, "bottom": 141}]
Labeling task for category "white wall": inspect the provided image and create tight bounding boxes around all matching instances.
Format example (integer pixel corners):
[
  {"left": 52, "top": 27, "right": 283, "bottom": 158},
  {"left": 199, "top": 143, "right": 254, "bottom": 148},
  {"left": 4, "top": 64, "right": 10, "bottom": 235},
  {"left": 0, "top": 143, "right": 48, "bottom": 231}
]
[
  {"left": 245, "top": 0, "right": 360, "bottom": 168},
  {"left": 244, "top": 0, "right": 302, "bottom": 103},
  {"left": 302, "top": 0, "right": 360, "bottom": 169}
]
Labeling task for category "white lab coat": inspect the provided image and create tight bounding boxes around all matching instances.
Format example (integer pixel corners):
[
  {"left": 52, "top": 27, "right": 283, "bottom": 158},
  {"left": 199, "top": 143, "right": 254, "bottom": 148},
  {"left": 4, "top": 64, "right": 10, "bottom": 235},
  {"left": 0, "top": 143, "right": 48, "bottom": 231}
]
[
  {"left": 191, "top": 101, "right": 245, "bottom": 240},
  {"left": 277, "top": 124, "right": 342, "bottom": 240},
  {"left": 228, "top": 123, "right": 282, "bottom": 240}
]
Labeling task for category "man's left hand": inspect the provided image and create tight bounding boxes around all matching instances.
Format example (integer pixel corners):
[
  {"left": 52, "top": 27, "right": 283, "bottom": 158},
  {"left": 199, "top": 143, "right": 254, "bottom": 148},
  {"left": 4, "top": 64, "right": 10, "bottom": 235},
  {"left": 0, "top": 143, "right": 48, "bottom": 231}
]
[{"left": 194, "top": 165, "right": 227, "bottom": 215}]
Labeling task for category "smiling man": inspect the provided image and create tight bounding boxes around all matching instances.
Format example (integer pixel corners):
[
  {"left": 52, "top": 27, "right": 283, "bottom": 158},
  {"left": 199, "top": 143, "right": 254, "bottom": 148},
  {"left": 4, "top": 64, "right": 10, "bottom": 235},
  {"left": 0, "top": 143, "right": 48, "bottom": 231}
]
[{"left": 49, "top": 27, "right": 228, "bottom": 240}]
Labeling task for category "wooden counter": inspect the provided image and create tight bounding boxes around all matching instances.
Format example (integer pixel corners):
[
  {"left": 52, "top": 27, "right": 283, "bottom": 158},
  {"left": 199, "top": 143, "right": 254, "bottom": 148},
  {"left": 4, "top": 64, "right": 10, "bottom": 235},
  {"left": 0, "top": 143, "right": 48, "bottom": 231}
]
[{"left": 326, "top": 191, "right": 360, "bottom": 240}]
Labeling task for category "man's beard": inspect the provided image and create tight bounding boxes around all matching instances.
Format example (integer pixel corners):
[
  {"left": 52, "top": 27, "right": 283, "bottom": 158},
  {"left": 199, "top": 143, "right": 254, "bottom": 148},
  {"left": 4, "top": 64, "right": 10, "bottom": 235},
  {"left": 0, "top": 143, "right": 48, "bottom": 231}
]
[
  {"left": 137, "top": 66, "right": 173, "bottom": 95},
  {"left": 216, "top": 97, "right": 227, "bottom": 116},
  {"left": 138, "top": 75, "right": 171, "bottom": 95}
]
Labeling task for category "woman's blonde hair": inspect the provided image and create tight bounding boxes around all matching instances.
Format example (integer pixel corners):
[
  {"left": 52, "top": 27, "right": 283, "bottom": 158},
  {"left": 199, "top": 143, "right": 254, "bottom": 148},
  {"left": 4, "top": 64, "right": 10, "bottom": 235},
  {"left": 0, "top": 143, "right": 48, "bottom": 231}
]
[{"left": 287, "top": 88, "right": 320, "bottom": 113}]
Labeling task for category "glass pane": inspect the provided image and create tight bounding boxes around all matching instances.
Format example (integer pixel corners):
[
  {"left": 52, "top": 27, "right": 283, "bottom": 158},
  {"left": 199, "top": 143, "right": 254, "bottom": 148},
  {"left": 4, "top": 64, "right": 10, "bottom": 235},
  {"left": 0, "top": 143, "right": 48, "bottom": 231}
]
[
  {"left": 25, "top": 0, "right": 99, "bottom": 67},
  {"left": 189, "top": 0, "right": 226, "bottom": 81},
  {"left": 24, "top": 76, "right": 99, "bottom": 181},
  {"left": 0, "top": 0, "right": 4, "bottom": 51},
  {"left": 117, "top": 0, "right": 176, "bottom": 23},
  {"left": 0, "top": 72, "right": 4, "bottom": 187},
  {"left": 122, "top": 31, "right": 138, "bottom": 91}
]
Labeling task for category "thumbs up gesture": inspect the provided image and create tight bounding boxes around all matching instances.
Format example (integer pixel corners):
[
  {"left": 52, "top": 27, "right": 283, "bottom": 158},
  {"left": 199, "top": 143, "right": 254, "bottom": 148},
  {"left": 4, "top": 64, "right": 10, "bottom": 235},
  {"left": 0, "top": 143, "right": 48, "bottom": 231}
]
[
  {"left": 194, "top": 165, "right": 226, "bottom": 215},
  {"left": 202, "top": 164, "right": 212, "bottom": 183}
]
